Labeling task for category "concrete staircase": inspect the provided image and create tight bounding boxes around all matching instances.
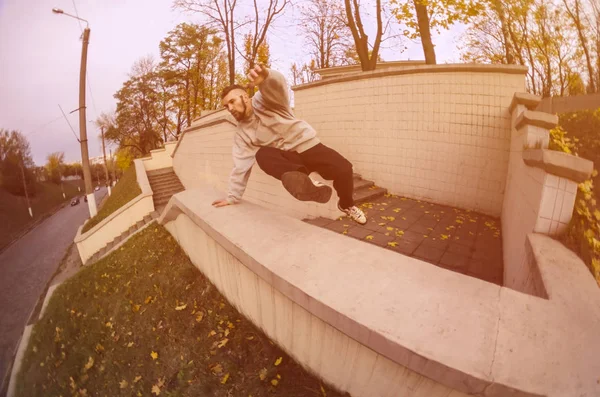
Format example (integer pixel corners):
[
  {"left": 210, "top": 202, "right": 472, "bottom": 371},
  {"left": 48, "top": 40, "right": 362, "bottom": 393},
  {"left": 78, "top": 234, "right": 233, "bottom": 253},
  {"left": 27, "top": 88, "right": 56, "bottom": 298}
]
[
  {"left": 352, "top": 173, "right": 387, "bottom": 204},
  {"left": 86, "top": 211, "right": 159, "bottom": 265},
  {"left": 147, "top": 167, "right": 185, "bottom": 213}
]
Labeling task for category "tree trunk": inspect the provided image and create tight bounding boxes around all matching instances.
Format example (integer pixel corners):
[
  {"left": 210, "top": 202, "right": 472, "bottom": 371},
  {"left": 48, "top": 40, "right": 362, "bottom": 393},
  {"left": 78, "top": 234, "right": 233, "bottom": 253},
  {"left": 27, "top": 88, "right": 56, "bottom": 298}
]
[
  {"left": 492, "top": 0, "right": 514, "bottom": 63},
  {"left": 564, "top": 0, "right": 596, "bottom": 92},
  {"left": 413, "top": 0, "right": 436, "bottom": 64}
]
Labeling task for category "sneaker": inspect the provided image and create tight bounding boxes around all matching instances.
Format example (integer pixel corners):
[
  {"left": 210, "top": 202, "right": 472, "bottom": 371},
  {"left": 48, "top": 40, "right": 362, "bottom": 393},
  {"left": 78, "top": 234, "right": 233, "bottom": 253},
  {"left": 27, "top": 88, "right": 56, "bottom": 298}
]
[
  {"left": 338, "top": 203, "right": 367, "bottom": 225},
  {"left": 281, "top": 171, "right": 332, "bottom": 204}
]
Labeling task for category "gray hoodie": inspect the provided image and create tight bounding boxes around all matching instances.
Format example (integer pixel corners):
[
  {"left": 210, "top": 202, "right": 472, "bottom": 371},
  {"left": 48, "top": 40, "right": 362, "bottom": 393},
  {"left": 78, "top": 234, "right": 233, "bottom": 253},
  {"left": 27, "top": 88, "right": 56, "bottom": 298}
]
[{"left": 226, "top": 69, "right": 321, "bottom": 204}]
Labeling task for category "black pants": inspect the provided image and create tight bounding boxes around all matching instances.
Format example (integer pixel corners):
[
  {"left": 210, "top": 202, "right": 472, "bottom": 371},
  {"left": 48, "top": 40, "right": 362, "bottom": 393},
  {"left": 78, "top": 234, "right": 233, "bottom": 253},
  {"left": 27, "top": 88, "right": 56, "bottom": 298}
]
[{"left": 255, "top": 143, "right": 355, "bottom": 209}]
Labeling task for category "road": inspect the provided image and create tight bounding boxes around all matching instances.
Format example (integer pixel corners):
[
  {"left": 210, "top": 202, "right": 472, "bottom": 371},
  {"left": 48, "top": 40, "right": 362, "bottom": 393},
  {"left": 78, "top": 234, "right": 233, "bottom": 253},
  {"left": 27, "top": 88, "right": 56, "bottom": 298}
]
[{"left": 0, "top": 187, "right": 107, "bottom": 390}]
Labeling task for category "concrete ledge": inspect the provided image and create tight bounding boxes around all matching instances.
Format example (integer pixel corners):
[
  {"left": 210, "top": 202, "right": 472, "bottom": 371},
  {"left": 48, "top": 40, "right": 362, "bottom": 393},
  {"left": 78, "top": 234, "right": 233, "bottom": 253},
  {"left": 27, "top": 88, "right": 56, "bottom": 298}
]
[
  {"left": 509, "top": 93, "right": 542, "bottom": 114},
  {"left": 39, "top": 282, "right": 62, "bottom": 321},
  {"left": 522, "top": 149, "right": 594, "bottom": 183},
  {"left": 293, "top": 63, "right": 528, "bottom": 91},
  {"left": 7, "top": 325, "right": 33, "bottom": 397},
  {"left": 74, "top": 160, "right": 155, "bottom": 263},
  {"left": 158, "top": 187, "right": 600, "bottom": 397},
  {"left": 515, "top": 110, "right": 559, "bottom": 130}
]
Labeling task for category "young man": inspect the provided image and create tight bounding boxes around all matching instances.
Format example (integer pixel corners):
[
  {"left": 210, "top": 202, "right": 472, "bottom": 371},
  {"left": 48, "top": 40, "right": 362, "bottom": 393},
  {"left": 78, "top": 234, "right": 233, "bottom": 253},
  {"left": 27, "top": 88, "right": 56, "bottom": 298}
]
[{"left": 211, "top": 64, "right": 367, "bottom": 225}]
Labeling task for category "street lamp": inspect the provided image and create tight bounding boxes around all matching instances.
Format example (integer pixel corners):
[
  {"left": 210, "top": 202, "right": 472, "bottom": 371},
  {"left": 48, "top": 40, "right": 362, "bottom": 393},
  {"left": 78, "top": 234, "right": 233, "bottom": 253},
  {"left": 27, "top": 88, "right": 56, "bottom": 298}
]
[{"left": 52, "top": 7, "right": 97, "bottom": 217}]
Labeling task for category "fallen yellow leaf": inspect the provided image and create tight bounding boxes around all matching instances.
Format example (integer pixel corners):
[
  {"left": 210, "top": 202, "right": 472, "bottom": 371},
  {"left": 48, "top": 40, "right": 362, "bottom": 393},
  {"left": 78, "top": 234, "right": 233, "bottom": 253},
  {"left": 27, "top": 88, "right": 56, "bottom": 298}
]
[
  {"left": 127, "top": 342, "right": 134, "bottom": 348},
  {"left": 133, "top": 376, "right": 142, "bottom": 383},
  {"left": 208, "top": 330, "right": 217, "bottom": 337},
  {"left": 259, "top": 368, "right": 268, "bottom": 380},
  {"left": 440, "top": 234, "right": 449, "bottom": 240},
  {"left": 175, "top": 303, "right": 187, "bottom": 311},
  {"left": 196, "top": 313, "right": 204, "bottom": 322},
  {"left": 271, "top": 379, "right": 279, "bottom": 386},
  {"left": 150, "top": 351, "right": 158, "bottom": 360},
  {"left": 274, "top": 357, "right": 283, "bottom": 366},
  {"left": 145, "top": 296, "right": 153, "bottom": 304},
  {"left": 221, "top": 373, "right": 230, "bottom": 384},
  {"left": 119, "top": 380, "right": 128, "bottom": 389},
  {"left": 151, "top": 385, "right": 161, "bottom": 395},
  {"left": 386, "top": 226, "right": 394, "bottom": 231},
  {"left": 224, "top": 329, "right": 230, "bottom": 337},
  {"left": 84, "top": 357, "right": 94, "bottom": 371},
  {"left": 388, "top": 242, "right": 398, "bottom": 247},
  {"left": 132, "top": 304, "right": 141, "bottom": 312},
  {"left": 211, "top": 363, "right": 223, "bottom": 374},
  {"left": 365, "top": 235, "right": 374, "bottom": 240},
  {"left": 217, "top": 338, "right": 229, "bottom": 348}
]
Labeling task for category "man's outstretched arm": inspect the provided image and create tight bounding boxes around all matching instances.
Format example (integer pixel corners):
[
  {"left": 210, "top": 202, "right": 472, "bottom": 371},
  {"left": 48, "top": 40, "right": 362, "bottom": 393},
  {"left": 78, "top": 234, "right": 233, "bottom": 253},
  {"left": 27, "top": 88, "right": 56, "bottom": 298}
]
[
  {"left": 212, "top": 133, "right": 258, "bottom": 207},
  {"left": 247, "top": 64, "right": 290, "bottom": 110}
]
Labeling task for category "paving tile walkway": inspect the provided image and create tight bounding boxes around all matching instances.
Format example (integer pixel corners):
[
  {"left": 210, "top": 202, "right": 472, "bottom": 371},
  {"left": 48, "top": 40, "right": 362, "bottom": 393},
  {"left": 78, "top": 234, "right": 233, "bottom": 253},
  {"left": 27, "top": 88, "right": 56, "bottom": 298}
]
[{"left": 305, "top": 194, "right": 504, "bottom": 285}]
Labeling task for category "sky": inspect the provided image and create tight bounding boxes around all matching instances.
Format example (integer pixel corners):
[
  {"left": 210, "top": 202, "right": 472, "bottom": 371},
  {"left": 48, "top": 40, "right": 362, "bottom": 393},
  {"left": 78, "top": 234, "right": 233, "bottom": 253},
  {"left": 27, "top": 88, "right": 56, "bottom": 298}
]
[{"left": 0, "top": 0, "right": 465, "bottom": 166}]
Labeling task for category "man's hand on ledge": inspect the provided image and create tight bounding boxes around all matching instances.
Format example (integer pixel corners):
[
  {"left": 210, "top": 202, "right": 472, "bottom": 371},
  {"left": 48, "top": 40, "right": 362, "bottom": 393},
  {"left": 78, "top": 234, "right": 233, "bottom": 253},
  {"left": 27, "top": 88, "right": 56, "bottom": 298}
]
[{"left": 211, "top": 199, "right": 231, "bottom": 208}]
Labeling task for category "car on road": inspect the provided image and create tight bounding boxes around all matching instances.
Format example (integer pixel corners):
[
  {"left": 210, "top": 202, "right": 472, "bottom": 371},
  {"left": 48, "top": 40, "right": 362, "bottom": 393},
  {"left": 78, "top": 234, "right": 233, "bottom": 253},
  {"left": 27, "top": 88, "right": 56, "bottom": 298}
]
[
  {"left": 70, "top": 197, "right": 80, "bottom": 206},
  {"left": 94, "top": 186, "right": 100, "bottom": 191}
]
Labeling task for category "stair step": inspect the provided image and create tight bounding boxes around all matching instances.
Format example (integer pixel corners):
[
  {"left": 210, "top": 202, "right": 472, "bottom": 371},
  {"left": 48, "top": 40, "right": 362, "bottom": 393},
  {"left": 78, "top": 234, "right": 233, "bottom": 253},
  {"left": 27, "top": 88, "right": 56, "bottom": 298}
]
[
  {"left": 148, "top": 173, "right": 177, "bottom": 182},
  {"left": 143, "top": 215, "right": 152, "bottom": 223},
  {"left": 155, "top": 199, "right": 172, "bottom": 206},
  {"left": 354, "top": 179, "right": 374, "bottom": 190},
  {"left": 151, "top": 211, "right": 159, "bottom": 219},
  {"left": 147, "top": 167, "right": 175, "bottom": 177},
  {"left": 150, "top": 178, "right": 182, "bottom": 187},
  {"left": 153, "top": 188, "right": 184, "bottom": 197},
  {"left": 353, "top": 187, "right": 387, "bottom": 204}
]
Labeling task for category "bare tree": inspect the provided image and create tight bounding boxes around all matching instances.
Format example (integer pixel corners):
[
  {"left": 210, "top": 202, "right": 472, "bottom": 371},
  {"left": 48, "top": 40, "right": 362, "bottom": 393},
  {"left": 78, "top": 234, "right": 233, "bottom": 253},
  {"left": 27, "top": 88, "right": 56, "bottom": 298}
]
[
  {"left": 344, "top": 0, "right": 383, "bottom": 71},
  {"left": 173, "top": 0, "right": 239, "bottom": 85},
  {"left": 300, "top": 0, "right": 354, "bottom": 69},
  {"left": 240, "top": 0, "right": 289, "bottom": 72},
  {"left": 412, "top": 0, "right": 436, "bottom": 64}
]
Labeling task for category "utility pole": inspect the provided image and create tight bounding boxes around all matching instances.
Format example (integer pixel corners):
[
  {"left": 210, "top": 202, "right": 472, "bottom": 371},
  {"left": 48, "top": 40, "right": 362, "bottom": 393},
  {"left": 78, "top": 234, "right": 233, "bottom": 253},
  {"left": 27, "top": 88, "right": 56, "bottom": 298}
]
[
  {"left": 17, "top": 151, "right": 33, "bottom": 218},
  {"left": 79, "top": 26, "right": 97, "bottom": 216},
  {"left": 53, "top": 8, "right": 97, "bottom": 216},
  {"left": 109, "top": 149, "right": 117, "bottom": 186},
  {"left": 101, "top": 126, "right": 111, "bottom": 196}
]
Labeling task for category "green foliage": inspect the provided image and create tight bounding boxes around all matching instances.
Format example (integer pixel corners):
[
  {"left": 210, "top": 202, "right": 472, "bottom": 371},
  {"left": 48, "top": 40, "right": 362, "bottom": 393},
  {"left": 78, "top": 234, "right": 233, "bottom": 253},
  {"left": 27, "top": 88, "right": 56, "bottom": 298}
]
[
  {"left": 45, "top": 152, "right": 65, "bottom": 185},
  {"left": 548, "top": 126, "right": 579, "bottom": 154},
  {"left": 81, "top": 165, "right": 141, "bottom": 233},
  {"left": 391, "top": 0, "right": 484, "bottom": 39},
  {"left": 0, "top": 129, "right": 36, "bottom": 196},
  {"left": 553, "top": 108, "right": 600, "bottom": 286}
]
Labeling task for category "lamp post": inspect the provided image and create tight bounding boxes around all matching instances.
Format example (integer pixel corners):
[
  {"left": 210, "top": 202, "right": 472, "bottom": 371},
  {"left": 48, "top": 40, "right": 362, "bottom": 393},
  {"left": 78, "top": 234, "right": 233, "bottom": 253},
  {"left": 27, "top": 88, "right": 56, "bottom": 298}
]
[{"left": 52, "top": 7, "right": 97, "bottom": 217}]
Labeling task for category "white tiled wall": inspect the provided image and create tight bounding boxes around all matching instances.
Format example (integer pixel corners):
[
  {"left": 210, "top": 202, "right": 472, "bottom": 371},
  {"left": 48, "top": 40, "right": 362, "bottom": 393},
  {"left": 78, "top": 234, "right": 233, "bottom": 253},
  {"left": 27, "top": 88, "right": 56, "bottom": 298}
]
[
  {"left": 173, "top": 120, "right": 340, "bottom": 220},
  {"left": 294, "top": 72, "right": 526, "bottom": 216}
]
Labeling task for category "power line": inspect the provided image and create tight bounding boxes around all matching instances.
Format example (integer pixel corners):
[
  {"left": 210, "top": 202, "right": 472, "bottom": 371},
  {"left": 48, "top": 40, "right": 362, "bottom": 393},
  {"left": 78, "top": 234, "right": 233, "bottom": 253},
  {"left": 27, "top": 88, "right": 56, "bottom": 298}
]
[
  {"left": 58, "top": 104, "right": 81, "bottom": 143},
  {"left": 72, "top": 0, "right": 83, "bottom": 33},
  {"left": 23, "top": 115, "right": 64, "bottom": 137}
]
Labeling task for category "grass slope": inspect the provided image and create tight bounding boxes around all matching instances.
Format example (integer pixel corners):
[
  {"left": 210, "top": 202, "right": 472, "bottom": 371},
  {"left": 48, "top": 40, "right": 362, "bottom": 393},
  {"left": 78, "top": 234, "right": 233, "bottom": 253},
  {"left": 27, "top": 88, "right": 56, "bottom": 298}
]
[
  {"left": 81, "top": 166, "right": 141, "bottom": 233},
  {"left": 0, "top": 180, "right": 84, "bottom": 251},
  {"left": 15, "top": 224, "right": 349, "bottom": 397}
]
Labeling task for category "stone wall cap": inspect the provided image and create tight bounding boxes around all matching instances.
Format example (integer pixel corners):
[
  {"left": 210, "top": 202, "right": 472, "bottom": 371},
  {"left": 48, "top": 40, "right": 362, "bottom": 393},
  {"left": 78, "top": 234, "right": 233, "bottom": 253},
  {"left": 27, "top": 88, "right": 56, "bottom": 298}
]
[
  {"left": 292, "top": 63, "right": 528, "bottom": 91},
  {"left": 509, "top": 92, "right": 542, "bottom": 114},
  {"left": 522, "top": 149, "right": 594, "bottom": 183},
  {"left": 515, "top": 110, "right": 559, "bottom": 130}
]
